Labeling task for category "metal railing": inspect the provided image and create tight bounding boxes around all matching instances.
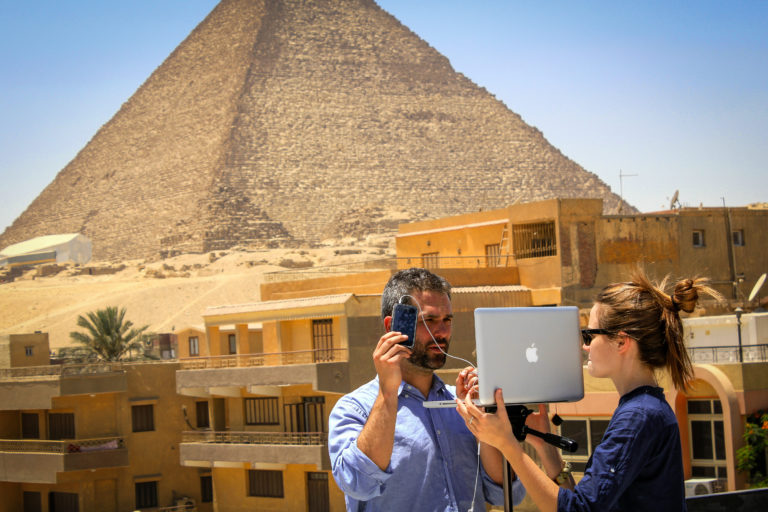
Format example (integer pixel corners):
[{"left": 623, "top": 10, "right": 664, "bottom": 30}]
[
  {"left": 181, "top": 430, "right": 327, "bottom": 446},
  {"left": 0, "top": 436, "right": 124, "bottom": 454},
  {"left": 179, "top": 348, "right": 348, "bottom": 370},
  {"left": 689, "top": 344, "right": 768, "bottom": 364},
  {"left": 0, "top": 362, "right": 124, "bottom": 381}
]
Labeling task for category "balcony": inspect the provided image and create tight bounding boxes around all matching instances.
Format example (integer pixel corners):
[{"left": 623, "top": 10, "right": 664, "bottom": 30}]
[
  {"left": 179, "top": 431, "right": 330, "bottom": 470},
  {"left": 690, "top": 344, "right": 768, "bottom": 364},
  {"left": 176, "top": 349, "right": 350, "bottom": 396},
  {"left": 0, "top": 363, "right": 127, "bottom": 409},
  {"left": 0, "top": 437, "right": 128, "bottom": 483}
]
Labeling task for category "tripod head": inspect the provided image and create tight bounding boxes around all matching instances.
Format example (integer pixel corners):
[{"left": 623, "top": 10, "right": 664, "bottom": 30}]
[{"left": 487, "top": 404, "right": 579, "bottom": 453}]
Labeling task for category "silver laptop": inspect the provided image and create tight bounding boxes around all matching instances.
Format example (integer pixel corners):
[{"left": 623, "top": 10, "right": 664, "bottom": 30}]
[{"left": 473, "top": 306, "right": 584, "bottom": 406}]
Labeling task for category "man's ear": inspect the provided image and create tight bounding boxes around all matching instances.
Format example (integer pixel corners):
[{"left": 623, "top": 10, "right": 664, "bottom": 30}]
[{"left": 383, "top": 316, "right": 392, "bottom": 332}]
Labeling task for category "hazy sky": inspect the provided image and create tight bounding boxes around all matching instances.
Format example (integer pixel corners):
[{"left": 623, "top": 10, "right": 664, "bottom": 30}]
[{"left": 1, "top": 0, "right": 766, "bottom": 234}]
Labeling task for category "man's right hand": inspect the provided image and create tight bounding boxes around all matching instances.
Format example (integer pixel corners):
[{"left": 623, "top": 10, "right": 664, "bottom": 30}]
[{"left": 373, "top": 331, "right": 411, "bottom": 397}]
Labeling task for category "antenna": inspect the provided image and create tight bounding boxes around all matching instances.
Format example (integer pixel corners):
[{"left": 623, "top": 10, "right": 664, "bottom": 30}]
[
  {"left": 669, "top": 190, "right": 680, "bottom": 210},
  {"left": 748, "top": 273, "right": 767, "bottom": 303},
  {"left": 618, "top": 170, "right": 638, "bottom": 213}
]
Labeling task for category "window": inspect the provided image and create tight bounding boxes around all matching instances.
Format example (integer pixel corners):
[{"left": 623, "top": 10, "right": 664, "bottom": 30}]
[
  {"left": 188, "top": 336, "right": 199, "bottom": 356},
  {"left": 132, "top": 404, "right": 155, "bottom": 432},
  {"left": 196, "top": 401, "right": 210, "bottom": 428},
  {"left": 688, "top": 399, "right": 727, "bottom": 478},
  {"left": 421, "top": 252, "right": 440, "bottom": 269},
  {"left": 306, "top": 472, "right": 330, "bottom": 512},
  {"left": 248, "top": 469, "right": 284, "bottom": 498},
  {"left": 485, "top": 243, "right": 501, "bottom": 267},
  {"left": 692, "top": 230, "right": 705, "bottom": 247},
  {"left": 312, "top": 319, "right": 333, "bottom": 362},
  {"left": 23, "top": 491, "right": 41, "bottom": 512},
  {"left": 558, "top": 417, "right": 609, "bottom": 472},
  {"left": 22, "top": 413, "right": 40, "bottom": 439},
  {"left": 512, "top": 221, "right": 557, "bottom": 259},
  {"left": 200, "top": 475, "right": 213, "bottom": 503},
  {"left": 49, "top": 492, "right": 78, "bottom": 512},
  {"left": 25, "top": 346, "right": 34, "bottom": 356},
  {"left": 732, "top": 229, "right": 745, "bottom": 246},
  {"left": 245, "top": 397, "right": 280, "bottom": 425},
  {"left": 135, "top": 481, "right": 158, "bottom": 509},
  {"left": 284, "top": 396, "right": 326, "bottom": 433},
  {"left": 49, "top": 413, "right": 75, "bottom": 440},
  {"left": 228, "top": 334, "right": 237, "bottom": 354}
]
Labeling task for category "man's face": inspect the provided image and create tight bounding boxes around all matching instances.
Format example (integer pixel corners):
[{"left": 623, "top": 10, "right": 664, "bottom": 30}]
[{"left": 405, "top": 290, "right": 453, "bottom": 371}]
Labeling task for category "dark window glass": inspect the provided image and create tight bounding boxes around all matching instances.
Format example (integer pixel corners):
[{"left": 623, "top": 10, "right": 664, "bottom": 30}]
[
  {"left": 228, "top": 334, "right": 237, "bottom": 354},
  {"left": 188, "top": 336, "right": 199, "bottom": 356},
  {"left": 688, "top": 400, "right": 712, "bottom": 414},
  {"left": 22, "top": 413, "right": 40, "bottom": 439},
  {"left": 49, "top": 492, "right": 79, "bottom": 512},
  {"left": 23, "top": 491, "right": 42, "bottom": 512},
  {"left": 589, "top": 420, "right": 609, "bottom": 453},
  {"left": 692, "top": 466, "right": 717, "bottom": 478},
  {"left": 691, "top": 420, "right": 714, "bottom": 459},
  {"left": 248, "top": 470, "right": 284, "bottom": 498},
  {"left": 196, "top": 401, "right": 210, "bottom": 429},
  {"left": 132, "top": 404, "right": 155, "bottom": 432},
  {"left": 714, "top": 421, "right": 726, "bottom": 460},
  {"left": 713, "top": 400, "right": 722, "bottom": 414},
  {"left": 200, "top": 475, "right": 213, "bottom": 503}
]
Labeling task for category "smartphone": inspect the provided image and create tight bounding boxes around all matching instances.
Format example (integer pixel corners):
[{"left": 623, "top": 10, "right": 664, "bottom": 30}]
[{"left": 391, "top": 303, "right": 418, "bottom": 348}]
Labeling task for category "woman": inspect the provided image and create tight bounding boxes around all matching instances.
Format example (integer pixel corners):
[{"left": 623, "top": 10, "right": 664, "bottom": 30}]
[{"left": 457, "top": 271, "right": 721, "bottom": 511}]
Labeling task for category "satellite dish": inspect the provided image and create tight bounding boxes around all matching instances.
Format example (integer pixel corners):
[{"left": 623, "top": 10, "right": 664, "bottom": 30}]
[
  {"left": 669, "top": 190, "right": 680, "bottom": 210},
  {"left": 748, "top": 273, "right": 767, "bottom": 302}
]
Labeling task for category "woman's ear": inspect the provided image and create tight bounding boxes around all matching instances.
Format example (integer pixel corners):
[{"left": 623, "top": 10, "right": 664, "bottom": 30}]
[{"left": 616, "top": 332, "right": 632, "bottom": 353}]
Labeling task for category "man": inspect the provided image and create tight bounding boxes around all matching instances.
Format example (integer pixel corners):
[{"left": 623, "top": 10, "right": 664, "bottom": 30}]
[{"left": 328, "top": 268, "right": 524, "bottom": 511}]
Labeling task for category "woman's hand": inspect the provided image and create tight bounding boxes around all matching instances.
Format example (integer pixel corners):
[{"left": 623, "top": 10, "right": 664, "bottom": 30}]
[{"left": 456, "top": 388, "right": 518, "bottom": 452}]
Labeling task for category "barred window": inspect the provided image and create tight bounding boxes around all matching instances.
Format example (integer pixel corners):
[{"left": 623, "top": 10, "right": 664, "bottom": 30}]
[
  {"left": 245, "top": 397, "right": 280, "bottom": 425},
  {"left": 132, "top": 404, "right": 155, "bottom": 432},
  {"left": 312, "top": 319, "right": 333, "bottom": 362},
  {"left": 421, "top": 252, "right": 440, "bottom": 269},
  {"left": 49, "top": 413, "right": 75, "bottom": 440},
  {"left": 248, "top": 469, "right": 284, "bottom": 498},
  {"left": 188, "top": 336, "right": 199, "bottom": 356},
  {"left": 512, "top": 221, "right": 557, "bottom": 259},
  {"left": 135, "top": 481, "right": 158, "bottom": 509}
]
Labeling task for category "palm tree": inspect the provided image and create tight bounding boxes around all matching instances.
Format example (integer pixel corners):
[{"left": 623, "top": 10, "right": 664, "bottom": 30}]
[{"left": 69, "top": 306, "right": 150, "bottom": 362}]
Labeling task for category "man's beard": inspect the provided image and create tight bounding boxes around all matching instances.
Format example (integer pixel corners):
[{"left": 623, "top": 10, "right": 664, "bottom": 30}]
[{"left": 408, "top": 337, "right": 449, "bottom": 371}]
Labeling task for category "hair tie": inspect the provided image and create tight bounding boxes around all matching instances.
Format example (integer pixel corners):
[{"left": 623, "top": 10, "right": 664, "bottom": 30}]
[{"left": 670, "top": 298, "right": 681, "bottom": 312}]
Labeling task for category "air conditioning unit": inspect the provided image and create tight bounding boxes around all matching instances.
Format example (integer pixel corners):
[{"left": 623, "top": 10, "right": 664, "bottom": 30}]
[
  {"left": 684, "top": 478, "right": 718, "bottom": 497},
  {"left": 176, "top": 497, "right": 196, "bottom": 510}
]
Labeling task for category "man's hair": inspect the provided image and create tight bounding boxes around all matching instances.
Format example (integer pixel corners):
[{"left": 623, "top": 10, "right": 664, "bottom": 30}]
[{"left": 380, "top": 268, "right": 452, "bottom": 319}]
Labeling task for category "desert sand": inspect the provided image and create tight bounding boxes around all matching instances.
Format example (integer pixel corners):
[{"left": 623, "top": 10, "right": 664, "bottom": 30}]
[{"left": 0, "top": 236, "right": 395, "bottom": 350}]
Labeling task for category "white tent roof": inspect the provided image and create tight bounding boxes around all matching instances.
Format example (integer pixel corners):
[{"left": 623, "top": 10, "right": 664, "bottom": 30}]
[{"left": 0, "top": 233, "right": 83, "bottom": 258}]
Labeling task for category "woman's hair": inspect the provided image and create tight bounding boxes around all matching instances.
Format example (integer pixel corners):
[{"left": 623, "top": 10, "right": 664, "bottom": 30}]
[{"left": 595, "top": 269, "right": 723, "bottom": 391}]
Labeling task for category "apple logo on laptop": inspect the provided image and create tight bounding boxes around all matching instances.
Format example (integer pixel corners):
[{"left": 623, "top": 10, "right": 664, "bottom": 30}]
[{"left": 525, "top": 343, "right": 539, "bottom": 363}]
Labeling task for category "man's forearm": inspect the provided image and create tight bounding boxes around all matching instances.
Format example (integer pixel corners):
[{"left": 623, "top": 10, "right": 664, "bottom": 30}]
[{"left": 356, "top": 391, "right": 399, "bottom": 470}]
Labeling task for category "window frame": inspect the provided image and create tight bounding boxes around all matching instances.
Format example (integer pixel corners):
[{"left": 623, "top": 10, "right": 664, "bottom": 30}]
[
  {"left": 558, "top": 416, "right": 610, "bottom": 473},
  {"left": 244, "top": 397, "right": 280, "bottom": 425},
  {"left": 134, "top": 480, "right": 158, "bottom": 509},
  {"left": 687, "top": 398, "right": 727, "bottom": 479},
  {"left": 732, "top": 229, "right": 745, "bottom": 247},
  {"left": 247, "top": 469, "right": 284, "bottom": 498},
  {"left": 188, "top": 336, "right": 199, "bottom": 357},
  {"left": 692, "top": 229, "right": 706, "bottom": 247},
  {"left": 131, "top": 404, "right": 155, "bottom": 433}
]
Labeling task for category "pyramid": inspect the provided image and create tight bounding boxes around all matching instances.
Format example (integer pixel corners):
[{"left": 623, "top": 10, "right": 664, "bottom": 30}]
[{"left": 0, "top": 0, "right": 630, "bottom": 261}]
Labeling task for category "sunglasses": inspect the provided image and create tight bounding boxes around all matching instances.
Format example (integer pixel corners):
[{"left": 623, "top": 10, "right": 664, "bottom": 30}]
[{"left": 581, "top": 328, "right": 612, "bottom": 346}]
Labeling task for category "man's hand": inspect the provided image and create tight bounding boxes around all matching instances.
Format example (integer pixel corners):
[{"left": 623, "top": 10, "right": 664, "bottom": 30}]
[
  {"left": 373, "top": 331, "right": 411, "bottom": 397},
  {"left": 455, "top": 366, "right": 478, "bottom": 400}
]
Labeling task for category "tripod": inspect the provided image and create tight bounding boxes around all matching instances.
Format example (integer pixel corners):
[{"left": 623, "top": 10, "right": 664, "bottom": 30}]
[{"left": 486, "top": 404, "right": 578, "bottom": 511}]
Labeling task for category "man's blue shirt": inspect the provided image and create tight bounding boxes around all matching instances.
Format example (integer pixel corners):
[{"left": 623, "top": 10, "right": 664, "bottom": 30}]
[
  {"left": 558, "top": 386, "right": 687, "bottom": 511},
  {"left": 328, "top": 374, "right": 519, "bottom": 511}
]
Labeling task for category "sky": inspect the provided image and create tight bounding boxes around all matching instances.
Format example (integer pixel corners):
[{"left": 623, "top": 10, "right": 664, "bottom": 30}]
[{"left": 1, "top": 1, "right": 766, "bottom": 234}]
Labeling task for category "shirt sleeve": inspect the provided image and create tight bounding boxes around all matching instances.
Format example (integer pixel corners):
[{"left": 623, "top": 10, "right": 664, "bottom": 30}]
[
  {"left": 557, "top": 406, "right": 650, "bottom": 511},
  {"left": 328, "top": 396, "right": 393, "bottom": 501}
]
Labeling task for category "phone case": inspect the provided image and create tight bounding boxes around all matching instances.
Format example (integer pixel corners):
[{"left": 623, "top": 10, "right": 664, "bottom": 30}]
[{"left": 391, "top": 303, "right": 418, "bottom": 348}]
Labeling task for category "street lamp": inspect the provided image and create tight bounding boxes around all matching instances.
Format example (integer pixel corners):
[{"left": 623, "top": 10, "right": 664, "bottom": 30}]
[{"left": 735, "top": 307, "right": 744, "bottom": 363}]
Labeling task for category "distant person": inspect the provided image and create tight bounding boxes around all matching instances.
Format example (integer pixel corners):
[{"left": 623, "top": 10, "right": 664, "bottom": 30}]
[
  {"left": 458, "top": 270, "right": 721, "bottom": 511},
  {"left": 328, "top": 268, "right": 519, "bottom": 511}
]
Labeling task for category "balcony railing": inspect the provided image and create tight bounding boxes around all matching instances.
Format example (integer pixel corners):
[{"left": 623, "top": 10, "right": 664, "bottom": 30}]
[
  {"left": 0, "top": 436, "right": 124, "bottom": 454},
  {"left": 181, "top": 431, "right": 327, "bottom": 446},
  {"left": 689, "top": 344, "right": 768, "bottom": 364},
  {"left": 179, "top": 348, "right": 348, "bottom": 370},
  {"left": 0, "top": 362, "right": 124, "bottom": 381}
]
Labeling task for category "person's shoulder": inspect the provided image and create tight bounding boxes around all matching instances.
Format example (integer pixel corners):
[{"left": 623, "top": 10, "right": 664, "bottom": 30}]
[
  {"left": 614, "top": 387, "right": 676, "bottom": 431},
  {"left": 336, "top": 379, "right": 380, "bottom": 409}
]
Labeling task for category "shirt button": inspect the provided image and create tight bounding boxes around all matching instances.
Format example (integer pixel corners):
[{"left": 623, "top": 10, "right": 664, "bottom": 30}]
[{"left": 436, "top": 430, "right": 441, "bottom": 435}]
